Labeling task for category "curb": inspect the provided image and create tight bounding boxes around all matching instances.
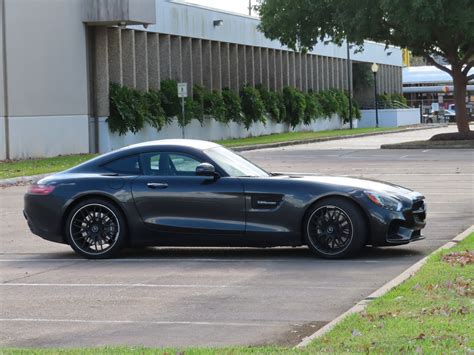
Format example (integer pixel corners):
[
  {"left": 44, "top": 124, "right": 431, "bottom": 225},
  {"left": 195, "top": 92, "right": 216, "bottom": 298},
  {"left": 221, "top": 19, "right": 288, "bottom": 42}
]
[
  {"left": 296, "top": 224, "right": 474, "bottom": 348},
  {"left": 232, "top": 124, "right": 447, "bottom": 152},
  {"left": 0, "top": 173, "right": 50, "bottom": 188}
]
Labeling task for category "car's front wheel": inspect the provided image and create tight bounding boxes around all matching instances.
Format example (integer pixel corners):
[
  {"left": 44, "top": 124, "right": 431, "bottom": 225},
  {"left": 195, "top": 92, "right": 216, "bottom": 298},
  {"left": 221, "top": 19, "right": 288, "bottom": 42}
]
[
  {"left": 304, "top": 197, "right": 367, "bottom": 259},
  {"left": 65, "top": 198, "right": 126, "bottom": 259}
]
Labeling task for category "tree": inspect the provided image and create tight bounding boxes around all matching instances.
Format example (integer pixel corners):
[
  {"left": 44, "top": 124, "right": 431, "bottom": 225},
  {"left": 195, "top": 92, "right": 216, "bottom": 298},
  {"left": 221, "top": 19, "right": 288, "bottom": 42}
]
[{"left": 257, "top": 0, "right": 474, "bottom": 136}]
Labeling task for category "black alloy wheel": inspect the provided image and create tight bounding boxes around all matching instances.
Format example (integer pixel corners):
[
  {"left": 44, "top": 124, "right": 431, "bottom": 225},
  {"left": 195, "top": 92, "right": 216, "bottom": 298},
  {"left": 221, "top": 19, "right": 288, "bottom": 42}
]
[
  {"left": 304, "top": 197, "right": 367, "bottom": 259},
  {"left": 65, "top": 199, "right": 126, "bottom": 259}
]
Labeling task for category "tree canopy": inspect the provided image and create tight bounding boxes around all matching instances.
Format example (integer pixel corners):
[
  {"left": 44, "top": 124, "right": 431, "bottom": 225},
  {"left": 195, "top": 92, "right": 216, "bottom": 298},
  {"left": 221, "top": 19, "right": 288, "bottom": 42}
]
[{"left": 257, "top": 0, "right": 474, "bottom": 135}]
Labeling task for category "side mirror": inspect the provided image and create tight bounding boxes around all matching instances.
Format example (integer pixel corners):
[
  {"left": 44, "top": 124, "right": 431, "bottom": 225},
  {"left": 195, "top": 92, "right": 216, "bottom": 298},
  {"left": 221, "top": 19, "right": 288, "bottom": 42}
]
[{"left": 196, "top": 163, "right": 217, "bottom": 178}]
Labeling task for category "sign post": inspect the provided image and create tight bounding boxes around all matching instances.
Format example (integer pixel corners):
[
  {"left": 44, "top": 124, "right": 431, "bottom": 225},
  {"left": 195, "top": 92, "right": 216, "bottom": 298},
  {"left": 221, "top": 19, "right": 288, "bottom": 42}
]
[{"left": 177, "top": 83, "right": 188, "bottom": 138}]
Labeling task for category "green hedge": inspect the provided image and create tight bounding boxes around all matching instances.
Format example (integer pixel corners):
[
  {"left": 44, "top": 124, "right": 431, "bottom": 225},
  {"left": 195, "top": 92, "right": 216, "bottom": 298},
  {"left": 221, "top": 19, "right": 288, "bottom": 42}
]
[{"left": 108, "top": 80, "right": 361, "bottom": 135}]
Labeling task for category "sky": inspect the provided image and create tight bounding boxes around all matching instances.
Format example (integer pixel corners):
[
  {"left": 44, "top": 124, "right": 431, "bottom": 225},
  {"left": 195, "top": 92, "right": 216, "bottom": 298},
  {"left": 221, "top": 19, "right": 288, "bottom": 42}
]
[{"left": 184, "top": 0, "right": 259, "bottom": 16}]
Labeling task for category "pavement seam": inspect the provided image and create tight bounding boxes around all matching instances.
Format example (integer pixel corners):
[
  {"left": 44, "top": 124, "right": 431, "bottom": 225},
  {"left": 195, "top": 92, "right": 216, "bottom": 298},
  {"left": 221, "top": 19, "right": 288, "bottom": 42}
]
[{"left": 295, "top": 224, "right": 474, "bottom": 348}]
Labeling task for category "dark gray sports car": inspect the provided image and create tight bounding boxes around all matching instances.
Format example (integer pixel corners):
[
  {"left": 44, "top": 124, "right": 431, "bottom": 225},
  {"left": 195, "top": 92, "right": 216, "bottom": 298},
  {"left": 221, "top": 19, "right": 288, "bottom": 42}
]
[{"left": 24, "top": 139, "right": 426, "bottom": 259}]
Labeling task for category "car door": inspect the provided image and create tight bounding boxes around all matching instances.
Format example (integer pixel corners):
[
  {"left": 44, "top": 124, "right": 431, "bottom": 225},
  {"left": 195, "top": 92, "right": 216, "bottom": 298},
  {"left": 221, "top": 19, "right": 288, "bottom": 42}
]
[{"left": 131, "top": 151, "right": 246, "bottom": 241}]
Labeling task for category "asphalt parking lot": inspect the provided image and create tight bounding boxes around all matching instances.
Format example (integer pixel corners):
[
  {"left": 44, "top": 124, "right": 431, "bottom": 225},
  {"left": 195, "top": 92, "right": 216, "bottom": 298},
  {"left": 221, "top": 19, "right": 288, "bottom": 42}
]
[{"left": 1, "top": 127, "right": 473, "bottom": 348}]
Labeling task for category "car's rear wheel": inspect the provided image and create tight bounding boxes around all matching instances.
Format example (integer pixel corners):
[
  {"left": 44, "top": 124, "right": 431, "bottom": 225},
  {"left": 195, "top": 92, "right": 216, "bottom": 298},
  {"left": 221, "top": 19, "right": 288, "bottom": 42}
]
[
  {"left": 304, "top": 197, "right": 367, "bottom": 259},
  {"left": 65, "top": 198, "right": 126, "bottom": 259}
]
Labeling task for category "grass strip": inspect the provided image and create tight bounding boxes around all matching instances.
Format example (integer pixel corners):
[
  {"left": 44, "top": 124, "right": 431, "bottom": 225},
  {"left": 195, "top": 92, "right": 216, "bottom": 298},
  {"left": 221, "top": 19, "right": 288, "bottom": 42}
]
[
  {"left": 0, "top": 154, "right": 97, "bottom": 180},
  {"left": 216, "top": 127, "right": 400, "bottom": 147},
  {"left": 3, "top": 233, "right": 472, "bottom": 354}
]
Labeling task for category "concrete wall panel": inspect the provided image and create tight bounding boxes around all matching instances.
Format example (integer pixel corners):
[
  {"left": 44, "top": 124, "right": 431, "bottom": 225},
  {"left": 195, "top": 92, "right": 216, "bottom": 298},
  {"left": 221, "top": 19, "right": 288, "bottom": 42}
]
[
  {"left": 94, "top": 27, "right": 109, "bottom": 118},
  {"left": 220, "top": 42, "right": 230, "bottom": 89},
  {"left": 211, "top": 41, "right": 221, "bottom": 91},
  {"left": 121, "top": 29, "right": 136, "bottom": 88},
  {"left": 192, "top": 39, "right": 203, "bottom": 87},
  {"left": 107, "top": 28, "right": 123, "bottom": 85},
  {"left": 181, "top": 37, "right": 193, "bottom": 92},
  {"left": 253, "top": 47, "right": 262, "bottom": 86},
  {"left": 245, "top": 46, "right": 254, "bottom": 87},
  {"left": 238, "top": 45, "right": 246, "bottom": 87},
  {"left": 229, "top": 43, "right": 239, "bottom": 90},
  {"left": 275, "top": 50, "right": 283, "bottom": 91},
  {"left": 5, "top": 0, "right": 88, "bottom": 117},
  {"left": 8, "top": 115, "right": 89, "bottom": 159},
  {"left": 147, "top": 32, "right": 160, "bottom": 90},
  {"left": 170, "top": 35, "right": 182, "bottom": 81},
  {"left": 159, "top": 34, "right": 171, "bottom": 80},
  {"left": 135, "top": 31, "right": 148, "bottom": 91},
  {"left": 202, "top": 40, "right": 212, "bottom": 89},
  {"left": 146, "top": 1, "right": 402, "bottom": 66}
]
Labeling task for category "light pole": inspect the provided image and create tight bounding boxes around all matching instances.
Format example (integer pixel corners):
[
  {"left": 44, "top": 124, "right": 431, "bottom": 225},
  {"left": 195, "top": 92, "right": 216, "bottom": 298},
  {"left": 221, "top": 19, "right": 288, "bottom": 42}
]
[
  {"left": 371, "top": 63, "right": 379, "bottom": 128},
  {"left": 346, "top": 41, "right": 353, "bottom": 129}
]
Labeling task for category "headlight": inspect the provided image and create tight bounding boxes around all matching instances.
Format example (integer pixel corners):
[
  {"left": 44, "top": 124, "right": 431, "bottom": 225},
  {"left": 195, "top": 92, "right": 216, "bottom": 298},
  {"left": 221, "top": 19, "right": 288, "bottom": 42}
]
[{"left": 364, "top": 191, "right": 403, "bottom": 211}]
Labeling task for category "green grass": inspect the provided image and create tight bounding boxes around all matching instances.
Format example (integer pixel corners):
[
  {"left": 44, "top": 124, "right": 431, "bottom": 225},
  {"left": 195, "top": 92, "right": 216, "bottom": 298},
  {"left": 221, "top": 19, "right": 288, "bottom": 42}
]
[
  {"left": 0, "top": 154, "right": 97, "bottom": 179},
  {"left": 217, "top": 127, "right": 400, "bottom": 147},
  {"left": 3, "top": 234, "right": 472, "bottom": 354},
  {"left": 307, "top": 233, "right": 474, "bottom": 353}
]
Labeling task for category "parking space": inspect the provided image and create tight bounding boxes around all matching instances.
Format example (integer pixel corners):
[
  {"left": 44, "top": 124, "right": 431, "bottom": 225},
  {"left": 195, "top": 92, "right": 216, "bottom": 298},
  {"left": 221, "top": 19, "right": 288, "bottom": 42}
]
[{"left": 1, "top": 133, "right": 473, "bottom": 348}]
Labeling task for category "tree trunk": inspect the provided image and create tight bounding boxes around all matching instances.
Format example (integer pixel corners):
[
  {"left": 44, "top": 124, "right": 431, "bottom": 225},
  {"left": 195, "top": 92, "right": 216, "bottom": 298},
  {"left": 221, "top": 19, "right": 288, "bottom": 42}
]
[{"left": 452, "top": 69, "right": 471, "bottom": 135}]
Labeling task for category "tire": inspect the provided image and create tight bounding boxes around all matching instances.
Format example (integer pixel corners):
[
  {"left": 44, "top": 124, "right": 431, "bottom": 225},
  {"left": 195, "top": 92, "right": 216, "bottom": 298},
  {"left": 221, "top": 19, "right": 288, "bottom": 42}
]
[
  {"left": 304, "top": 197, "right": 367, "bottom": 259},
  {"left": 65, "top": 198, "right": 127, "bottom": 259}
]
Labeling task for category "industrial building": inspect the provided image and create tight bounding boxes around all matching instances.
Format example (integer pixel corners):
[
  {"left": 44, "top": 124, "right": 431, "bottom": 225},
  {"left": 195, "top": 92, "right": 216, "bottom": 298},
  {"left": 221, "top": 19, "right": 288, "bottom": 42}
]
[{"left": 0, "top": 0, "right": 403, "bottom": 160}]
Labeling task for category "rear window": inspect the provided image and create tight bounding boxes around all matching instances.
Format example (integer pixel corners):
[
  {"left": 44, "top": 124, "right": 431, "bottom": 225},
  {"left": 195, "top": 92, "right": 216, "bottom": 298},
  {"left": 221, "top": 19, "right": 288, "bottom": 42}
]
[{"left": 103, "top": 155, "right": 141, "bottom": 175}]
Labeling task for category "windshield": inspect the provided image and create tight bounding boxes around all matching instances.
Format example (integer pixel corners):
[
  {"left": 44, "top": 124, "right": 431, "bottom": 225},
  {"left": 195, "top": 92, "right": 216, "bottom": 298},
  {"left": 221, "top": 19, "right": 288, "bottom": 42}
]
[{"left": 204, "top": 146, "right": 269, "bottom": 177}]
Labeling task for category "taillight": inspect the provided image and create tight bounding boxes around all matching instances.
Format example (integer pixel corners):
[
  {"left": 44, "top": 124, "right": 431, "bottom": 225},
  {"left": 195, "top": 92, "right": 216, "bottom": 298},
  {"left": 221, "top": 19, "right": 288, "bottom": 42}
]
[{"left": 28, "top": 184, "right": 55, "bottom": 195}]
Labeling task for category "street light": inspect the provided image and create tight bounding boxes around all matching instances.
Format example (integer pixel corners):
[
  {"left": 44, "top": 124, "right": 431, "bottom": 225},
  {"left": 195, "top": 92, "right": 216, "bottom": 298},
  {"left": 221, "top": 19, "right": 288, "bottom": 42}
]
[{"left": 371, "top": 62, "right": 379, "bottom": 128}]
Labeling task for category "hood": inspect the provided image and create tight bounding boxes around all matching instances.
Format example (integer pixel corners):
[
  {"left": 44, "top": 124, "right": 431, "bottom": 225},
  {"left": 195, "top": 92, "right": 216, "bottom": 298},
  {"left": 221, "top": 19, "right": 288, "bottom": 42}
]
[{"left": 277, "top": 174, "right": 420, "bottom": 198}]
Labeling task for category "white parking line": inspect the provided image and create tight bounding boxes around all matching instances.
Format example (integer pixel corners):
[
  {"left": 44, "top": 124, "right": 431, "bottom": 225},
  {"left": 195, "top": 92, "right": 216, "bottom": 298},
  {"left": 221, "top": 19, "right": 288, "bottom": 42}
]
[
  {"left": 0, "top": 318, "right": 287, "bottom": 327},
  {"left": 0, "top": 282, "right": 374, "bottom": 290},
  {"left": 0, "top": 258, "right": 381, "bottom": 263}
]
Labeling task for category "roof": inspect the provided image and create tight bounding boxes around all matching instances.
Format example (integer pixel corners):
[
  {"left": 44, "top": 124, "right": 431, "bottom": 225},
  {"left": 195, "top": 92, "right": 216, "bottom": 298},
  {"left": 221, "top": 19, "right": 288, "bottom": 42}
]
[
  {"left": 403, "top": 65, "right": 474, "bottom": 85},
  {"left": 127, "top": 139, "right": 220, "bottom": 150}
]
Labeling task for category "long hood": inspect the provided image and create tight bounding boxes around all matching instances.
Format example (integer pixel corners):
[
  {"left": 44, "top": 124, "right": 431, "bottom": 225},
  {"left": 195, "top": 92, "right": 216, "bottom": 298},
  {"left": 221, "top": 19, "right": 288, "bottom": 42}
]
[{"left": 281, "top": 174, "right": 418, "bottom": 197}]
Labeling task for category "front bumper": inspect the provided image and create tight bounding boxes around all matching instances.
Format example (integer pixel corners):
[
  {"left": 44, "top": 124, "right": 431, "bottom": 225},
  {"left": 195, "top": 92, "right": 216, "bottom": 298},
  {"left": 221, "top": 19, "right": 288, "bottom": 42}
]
[{"left": 365, "top": 197, "right": 427, "bottom": 247}]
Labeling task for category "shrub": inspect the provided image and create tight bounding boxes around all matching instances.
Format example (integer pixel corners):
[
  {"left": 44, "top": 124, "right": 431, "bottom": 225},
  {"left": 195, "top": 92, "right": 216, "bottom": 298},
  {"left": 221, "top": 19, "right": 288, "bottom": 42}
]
[
  {"left": 222, "top": 88, "right": 243, "bottom": 123},
  {"left": 143, "top": 89, "right": 167, "bottom": 130},
  {"left": 240, "top": 85, "right": 266, "bottom": 129},
  {"left": 275, "top": 91, "right": 287, "bottom": 123},
  {"left": 160, "top": 80, "right": 181, "bottom": 118},
  {"left": 191, "top": 84, "right": 206, "bottom": 123},
  {"left": 303, "top": 93, "right": 323, "bottom": 125},
  {"left": 109, "top": 83, "right": 146, "bottom": 135},
  {"left": 316, "top": 90, "right": 339, "bottom": 118},
  {"left": 256, "top": 84, "right": 281, "bottom": 122},
  {"left": 352, "top": 99, "right": 361, "bottom": 119},
  {"left": 282, "top": 86, "right": 306, "bottom": 128},
  {"left": 330, "top": 89, "right": 350, "bottom": 122}
]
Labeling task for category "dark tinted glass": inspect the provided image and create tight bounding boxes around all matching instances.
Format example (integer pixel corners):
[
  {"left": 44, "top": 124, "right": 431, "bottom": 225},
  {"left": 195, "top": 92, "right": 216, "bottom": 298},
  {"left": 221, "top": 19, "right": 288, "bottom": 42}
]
[{"left": 103, "top": 155, "right": 141, "bottom": 175}]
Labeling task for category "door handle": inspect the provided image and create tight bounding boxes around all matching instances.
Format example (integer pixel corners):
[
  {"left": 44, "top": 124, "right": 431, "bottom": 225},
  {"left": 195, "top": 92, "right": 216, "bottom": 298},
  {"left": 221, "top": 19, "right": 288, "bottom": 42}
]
[{"left": 147, "top": 182, "right": 168, "bottom": 189}]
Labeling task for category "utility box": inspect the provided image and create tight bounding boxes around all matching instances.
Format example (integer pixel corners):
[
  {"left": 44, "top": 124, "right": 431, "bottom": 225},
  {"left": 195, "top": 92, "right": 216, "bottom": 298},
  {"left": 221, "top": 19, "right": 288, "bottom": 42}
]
[{"left": 83, "top": 0, "right": 156, "bottom": 26}]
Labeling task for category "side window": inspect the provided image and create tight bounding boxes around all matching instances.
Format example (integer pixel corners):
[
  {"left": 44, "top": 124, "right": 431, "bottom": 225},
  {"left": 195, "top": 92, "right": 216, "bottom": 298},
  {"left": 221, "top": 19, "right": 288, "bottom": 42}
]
[
  {"left": 103, "top": 155, "right": 141, "bottom": 175},
  {"left": 140, "top": 152, "right": 201, "bottom": 176},
  {"left": 140, "top": 153, "right": 162, "bottom": 176},
  {"left": 169, "top": 153, "right": 201, "bottom": 176}
]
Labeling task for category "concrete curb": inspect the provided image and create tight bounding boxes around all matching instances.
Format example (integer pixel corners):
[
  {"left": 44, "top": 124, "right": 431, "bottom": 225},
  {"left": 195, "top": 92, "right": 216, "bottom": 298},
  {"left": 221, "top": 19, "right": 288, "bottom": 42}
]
[
  {"left": 233, "top": 124, "right": 447, "bottom": 152},
  {"left": 296, "top": 224, "right": 474, "bottom": 348},
  {"left": 0, "top": 173, "right": 50, "bottom": 188}
]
